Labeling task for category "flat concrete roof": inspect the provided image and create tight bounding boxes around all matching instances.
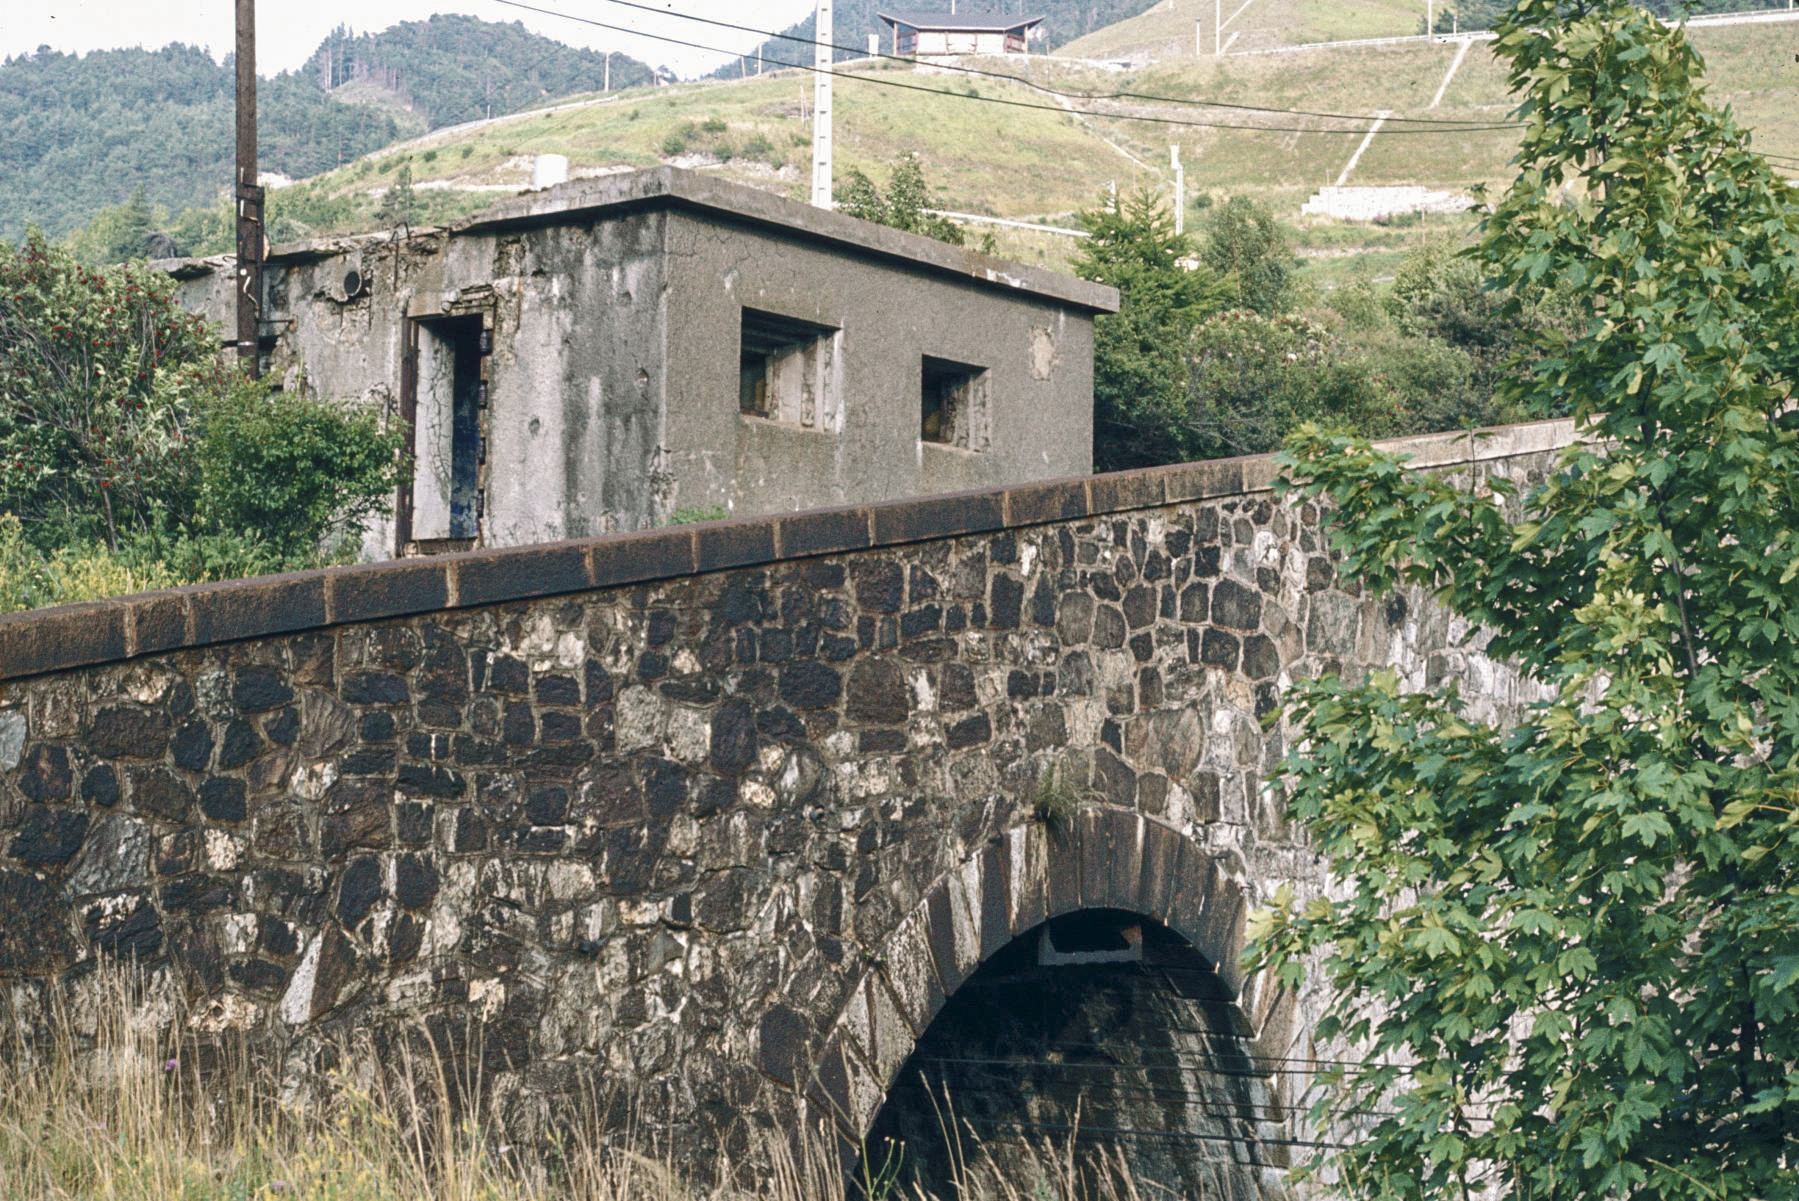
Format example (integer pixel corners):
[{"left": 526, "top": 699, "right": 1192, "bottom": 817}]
[
  {"left": 158, "top": 169, "right": 1117, "bottom": 314},
  {"left": 455, "top": 167, "right": 1118, "bottom": 313}
]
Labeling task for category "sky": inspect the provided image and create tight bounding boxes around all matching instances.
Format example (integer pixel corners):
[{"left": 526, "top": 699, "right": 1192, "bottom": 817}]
[{"left": 0, "top": 0, "right": 819, "bottom": 79}]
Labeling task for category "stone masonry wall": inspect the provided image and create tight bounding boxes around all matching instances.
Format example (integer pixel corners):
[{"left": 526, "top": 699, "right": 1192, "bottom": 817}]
[{"left": 0, "top": 422, "right": 1573, "bottom": 1174}]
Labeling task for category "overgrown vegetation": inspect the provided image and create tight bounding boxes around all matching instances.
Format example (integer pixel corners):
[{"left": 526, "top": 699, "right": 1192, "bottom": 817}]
[
  {"left": 1253, "top": 1, "right": 1799, "bottom": 1197},
  {"left": 0, "top": 963, "right": 1153, "bottom": 1201},
  {"left": 1077, "top": 188, "right": 1562, "bottom": 471},
  {"left": 836, "top": 156, "right": 971, "bottom": 247},
  {"left": 0, "top": 236, "right": 402, "bottom": 609}
]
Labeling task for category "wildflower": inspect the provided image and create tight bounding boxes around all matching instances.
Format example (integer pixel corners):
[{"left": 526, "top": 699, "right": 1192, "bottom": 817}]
[{"left": 163, "top": 1057, "right": 178, "bottom": 1072}]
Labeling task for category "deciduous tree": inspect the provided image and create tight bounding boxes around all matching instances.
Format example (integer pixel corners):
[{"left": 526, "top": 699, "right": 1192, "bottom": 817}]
[{"left": 1253, "top": 2, "right": 1799, "bottom": 1198}]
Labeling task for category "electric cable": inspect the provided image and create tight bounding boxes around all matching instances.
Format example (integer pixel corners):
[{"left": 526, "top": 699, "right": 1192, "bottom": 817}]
[
  {"left": 568, "top": 0, "right": 1521, "bottom": 129},
  {"left": 488, "top": 0, "right": 1524, "bottom": 136}
]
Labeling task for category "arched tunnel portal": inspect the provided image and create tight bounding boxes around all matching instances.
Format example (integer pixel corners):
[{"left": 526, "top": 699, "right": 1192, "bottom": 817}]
[{"left": 860, "top": 909, "right": 1290, "bottom": 1199}]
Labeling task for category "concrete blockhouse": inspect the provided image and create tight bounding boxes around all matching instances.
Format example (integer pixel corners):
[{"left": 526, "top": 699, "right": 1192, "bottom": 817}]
[{"left": 165, "top": 167, "right": 1115, "bottom": 559}]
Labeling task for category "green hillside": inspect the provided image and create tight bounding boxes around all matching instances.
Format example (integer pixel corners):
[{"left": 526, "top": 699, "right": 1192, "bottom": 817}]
[{"left": 0, "top": 18, "right": 655, "bottom": 243}]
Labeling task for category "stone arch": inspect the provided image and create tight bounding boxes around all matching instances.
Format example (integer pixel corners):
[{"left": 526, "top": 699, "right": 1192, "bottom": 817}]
[{"left": 786, "top": 806, "right": 1300, "bottom": 1158}]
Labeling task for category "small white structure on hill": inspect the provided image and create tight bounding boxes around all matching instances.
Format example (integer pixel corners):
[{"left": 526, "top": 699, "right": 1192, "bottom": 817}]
[{"left": 878, "top": 11, "right": 1045, "bottom": 58}]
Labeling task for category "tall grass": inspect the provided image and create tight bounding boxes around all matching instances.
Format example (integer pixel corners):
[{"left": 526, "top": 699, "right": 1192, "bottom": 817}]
[{"left": 0, "top": 965, "right": 1153, "bottom": 1201}]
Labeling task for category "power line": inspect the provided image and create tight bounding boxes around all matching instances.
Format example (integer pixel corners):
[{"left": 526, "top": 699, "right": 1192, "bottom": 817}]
[
  {"left": 489, "top": 0, "right": 1523, "bottom": 136},
  {"left": 573, "top": 0, "right": 1519, "bottom": 129}
]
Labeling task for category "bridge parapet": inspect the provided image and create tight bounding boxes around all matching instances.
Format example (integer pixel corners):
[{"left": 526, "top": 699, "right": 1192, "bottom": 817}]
[{"left": 0, "top": 419, "right": 1574, "bottom": 1178}]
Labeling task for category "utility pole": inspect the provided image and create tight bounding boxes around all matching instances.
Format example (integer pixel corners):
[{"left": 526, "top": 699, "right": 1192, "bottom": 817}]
[
  {"left": 234, "top": 0, "right": 263, "bottom": 378},
  {"left": 1215, "top": 0, "right": 1222, "bottom": 55},
  {"left": 1170, "top": 144, "right": 1184, "bottom": 235},
  {"left": 1427, "top": 0, "right": 1434, "bottom": 37},
  {"left": 1194, "top": 18, "right": 1202, "bottom": 57},
  {"left": 604, "top": 51, "right": 611, "bottom": 93},
  {"left": 811, "top": 0, "right": 833, "bottom": 208}
]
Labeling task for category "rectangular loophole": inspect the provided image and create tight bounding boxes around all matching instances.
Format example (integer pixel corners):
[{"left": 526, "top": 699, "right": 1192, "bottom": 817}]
[
  {"left": 739, "top": 308, "right": 842, "bottom": 432},
  {"left": 921, "top": 355, "right": 989, "bottom": 451}
]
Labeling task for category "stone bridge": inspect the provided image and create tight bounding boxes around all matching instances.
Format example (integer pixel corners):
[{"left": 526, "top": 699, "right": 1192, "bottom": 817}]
[{"left": 0, "top": 421, "right": 1571, "bottom": 1196}]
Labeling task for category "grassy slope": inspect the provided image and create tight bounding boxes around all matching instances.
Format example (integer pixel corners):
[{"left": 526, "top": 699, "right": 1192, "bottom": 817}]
[{"left": 268, "top": 16, "right": 1799, "bottom": 276}]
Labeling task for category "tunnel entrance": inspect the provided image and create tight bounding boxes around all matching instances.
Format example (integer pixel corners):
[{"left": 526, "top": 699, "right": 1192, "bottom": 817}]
[{"left": 859, "top": 910, "right": 1289, "bottom": 1200}]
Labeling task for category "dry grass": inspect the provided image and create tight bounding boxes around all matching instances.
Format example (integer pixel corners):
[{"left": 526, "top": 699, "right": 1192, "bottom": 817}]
[{"left": 0, "top": 965, "right": 1153, "bottom": 1201}]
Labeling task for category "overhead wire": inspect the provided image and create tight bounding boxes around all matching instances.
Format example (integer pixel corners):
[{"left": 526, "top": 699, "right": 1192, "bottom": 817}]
[
  {"left": 566, "top": 0, "right": 1521, "bottom": 129},
  {"left": 489, "top": 0, "right": 1523, "bottom": 136}
]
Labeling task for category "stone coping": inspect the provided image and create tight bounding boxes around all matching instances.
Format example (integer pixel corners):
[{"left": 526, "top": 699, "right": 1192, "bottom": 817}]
[{"left": 0, "top": 418, "right": 1577, "bottom": 684}]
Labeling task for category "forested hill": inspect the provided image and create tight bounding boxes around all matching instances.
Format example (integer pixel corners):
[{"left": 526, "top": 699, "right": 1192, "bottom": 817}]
[
  {"left": 305, "top": 15, "right": 655, "bottom": 130},
  {"left": 708, "top": 0, "right": 1162, "bottom": 77},
  {"left": 0, "top": 17, "right": 654, "bottom": 243}
]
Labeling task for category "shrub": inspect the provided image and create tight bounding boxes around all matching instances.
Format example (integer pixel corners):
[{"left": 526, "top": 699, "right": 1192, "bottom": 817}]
[
  {"left": 700, "top": 115, "right": 727, "bottom": 134},
  {"left": 661, "top": 130, "right": 688, "bottom": 156},
  {"left": 192, "top": 376, "right": 403, "bottom": 563},
  {"left": 669, "top": 504, "right": 728, "bottom": 525}
]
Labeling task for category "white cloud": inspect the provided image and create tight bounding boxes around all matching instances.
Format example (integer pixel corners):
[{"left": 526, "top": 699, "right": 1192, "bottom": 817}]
[{"left": 1, "top": 0, "right": 818, "bottom": 79}]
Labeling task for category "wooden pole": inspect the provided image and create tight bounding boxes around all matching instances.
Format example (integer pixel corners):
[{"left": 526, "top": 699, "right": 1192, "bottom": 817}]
[{"left": 235, "top": 0, "right": 263, "bottom": 377}]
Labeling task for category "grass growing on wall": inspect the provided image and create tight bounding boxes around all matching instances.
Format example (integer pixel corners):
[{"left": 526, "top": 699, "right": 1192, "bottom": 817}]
[{"left": 0, "top": 964, "right": 1155, "bottom": 1201}]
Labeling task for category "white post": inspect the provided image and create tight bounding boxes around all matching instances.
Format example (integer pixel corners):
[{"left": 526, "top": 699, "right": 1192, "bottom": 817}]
[
  {"left": 867, "top": 32, "right": 878, "bottom": 58},
  {"left": 811, "top": 0, "right": 833, "bottom": 208},
  {"left": 603, "top": 51, "right": 610, "bottom": 93},
  {"left": 1171, "top": 144, "right": 1184, "bottom": 235},
  {"left": 1427, "top": 0, "right": 1434, "bottom": 37},
  {"left": 1195, "top": 18, "right": 1203, "bottom": 57},
  {"left": 1215, "top": 0, "right": 1222, "bottom": 55}
]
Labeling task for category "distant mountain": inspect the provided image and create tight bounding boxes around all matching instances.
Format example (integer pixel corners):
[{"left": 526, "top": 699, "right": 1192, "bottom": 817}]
[
  {"left": 0, "top": 17, "right": 655, "bottom": 243},
  {"left": 709, "top": 0, "right": 1164, "bottom": 77}
]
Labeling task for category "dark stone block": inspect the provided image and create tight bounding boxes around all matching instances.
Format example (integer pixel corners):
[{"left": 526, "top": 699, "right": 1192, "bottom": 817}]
[
  {"left": 259, "top": 915, "right": 300, "bottom": 958},
  {"left": 188, "top": 573, "right": 327, "bottom": 646},
  {"left": 342, "top": 671, "right": 409, "bottom": 706},
  {"left": 989, "top": 573, "right": 1023, "bottom": 629},
  {"left": 1211, "top": 577, "right": 1263, "bottom": 631},
  {"left": 1029, "top": 577, "right": 1056, "bottom": 627},
  {"left": 1179, "top": 582, "right": 1210, "bottom": 623},
  {"left": 940, "top": 663, "right": 977, "bottom": 711},
  {"left": 396, "top": 763, "right": 464, "bottom": 798},
  {"left": 857, "top": 728, "right": 905, "bottom": 753},
  {"left": 216, "top": 719, "right": 261, "bottom": 770},
  {"left": 162, "top": 875, "right": 233, "bottom": 914},
  {"left": 846, "top": 660, "right": 908, "bottom": 725},
  {"left": 1092, "top": 605, "right": 1126, "bottom": 649},
  {"left": 486, "top": 656, "right": 529, "bottom": 694},
  {"left": 584, "top": 660, "right": 614, "bottom": 704},
  {"left": 1194, "top": 545, "right": 1222, "bottom": 577},
  {"left": 758, "top": 1004, "right": 812, "bottom": 1087},
  {"left": 899, "top": 605, "right": 941, "bottom": 639},
  {"left": 199, "top": 778, "right": 248, "bottom": 823},
  {"left": 539, "top": 711, "right": 582, "bottom": 743},
  {"left": 131, "top": 768, "right": 192, "bottom": 821},
  {"left": 264, "top": 706, "right": 300, "bottom": 747},
  {"left": 89, "top": 707, "right": 170, "bottom": 759},
  {"left": 16, "top": 744, "right": 71, "bottom": 802},
  {"left": 851, "top": 560, "right": 904, "bottom": 613},
  {"left": 644, "top": 757, "right": 687, "bottom": 819},
  {"left": 637, "top": 650, "right": 669, "bottom": 680},
  {"left": 1243, "top": 633, "right": 1281, "bottom": 680},
  {"left": 337, "top": 856, "right": 383, "bottom": 930},
  {"left": 389, "top": 913, "right": 425, "bottom": 965},
  {"left": 455, "top": 543, "right": 589, "bottom": 608},
  {"left": 328, "top": 560, "right": 449, "bottom": 625},
  {"left": 359, "top": 711, "right": 397, "bottom": 742},
  {"left": 230, "top": 959, "right": 289, "bottom": 993},
  {"left": 945, "top": 713, "right": 992, "bottom": 750},
  {"left": 709, "top": 698, "right": 758, "bottom": 776},
  {"left": 779, "top": 508, "right": 871, "bottom": 558},
  {"left": 452, "top": 808, "right": 488, "bottom": 852},
  {"left": 232, "top": 666, "right": 293, "bottom": 713},
  {"left": 525, "top": 786, "right": 569, "bottom": 825},
  {"left": 870, "top": 491, "right": 1005, "bottom": 545},
  {"left": 1129, "top": 631, "right": 1154, "bottom": 662},
  {"left": 536, "top": 673, "right": 581, "bottom": 706},
  {"left": 778, "top": 661, "right": 842, "bottom": 710},
  {"left": 170, "top": 722, "right": 213, "bottom": 771},
  {"left": 693, "top": 776, "right": 736, "bottom": 817},
  {"left": 88, "top": 901, "right": 163, "bottom": 962},
  {"left": 1201, "top": 628, "right": 1240, "bottom": 670},
  {"left": 924, "top": 884, "right": 969, "bottom": 995},
  {"left": 395, "top": 854, "right": 439, "bottom": 910},
  {"left": 979, "top": 841, "right": 1011, "bottom": 959},
  {"left": 81, "top": 764, "right": 120, "bottom": 808},
  {"left": 757, "top": 705, "right": 805, "bottom": 742},
  {"left": 591, "top": 529, "right": 697, "bottom": 586},
  {"left": 10, "top": 806, "right": 89, "bottom": 868},
  {"left": 341, "top": 747, "right": 396, "bottom": 775},
  {"left": 1093, "top": 748, "right": 1137, "bottom": 808},
  {"left": 395, "top": 802, "right": 434, "bottom": 846},
  {"left": 1161, "top": 457, "right": 1246, "bottom": 503},
  {"left": 0, "top": 600, "right": 126, "bottom": 681},
  {"left": 1122, "top": 585, "right": 1158, "bottom": 630}
]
